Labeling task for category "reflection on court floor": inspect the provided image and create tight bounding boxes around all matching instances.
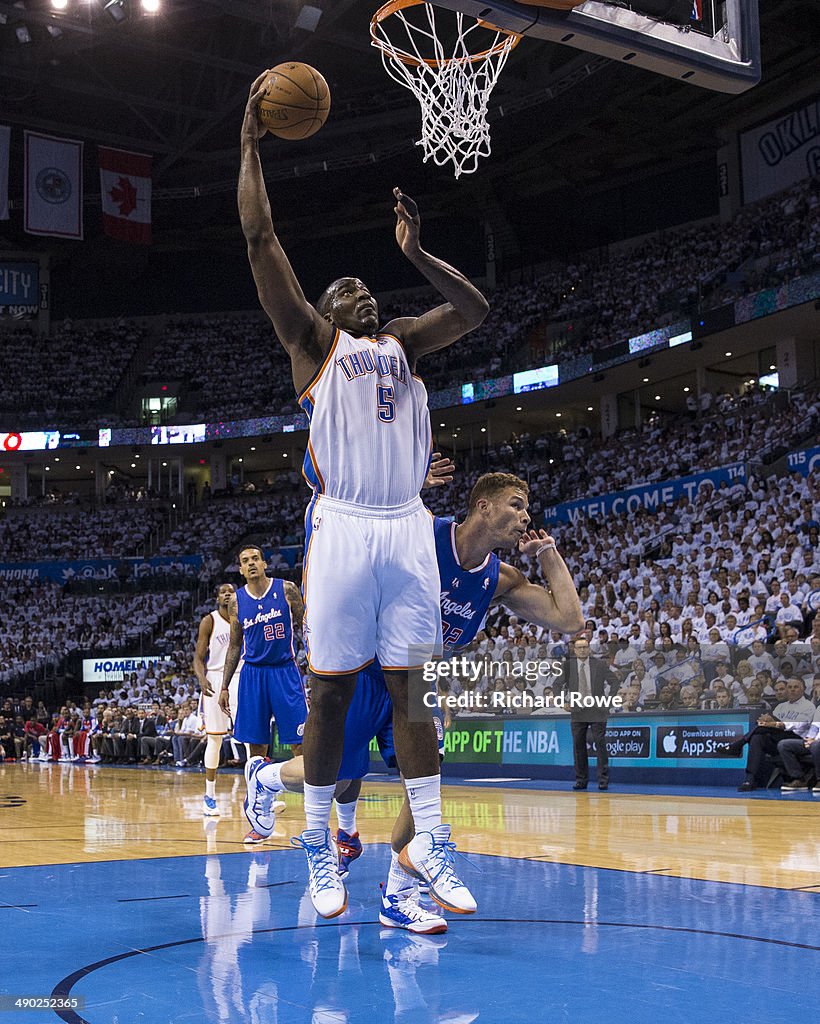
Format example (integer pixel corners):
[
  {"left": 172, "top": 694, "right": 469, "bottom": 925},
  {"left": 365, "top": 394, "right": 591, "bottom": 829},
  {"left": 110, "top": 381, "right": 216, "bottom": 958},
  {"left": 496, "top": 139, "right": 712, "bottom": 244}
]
[{"left": 2, "top": 838, "right": 818, "bottom": 1024}]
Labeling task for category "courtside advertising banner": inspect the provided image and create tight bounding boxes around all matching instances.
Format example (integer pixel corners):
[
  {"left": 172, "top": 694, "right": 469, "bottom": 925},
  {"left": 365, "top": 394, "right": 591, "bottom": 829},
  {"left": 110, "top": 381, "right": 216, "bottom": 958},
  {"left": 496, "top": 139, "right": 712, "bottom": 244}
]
[
  {"left": 376, "top": 716, "right": 747, "bottom": 769},
  {"left": 0, "top": 125, "right": 10, "bottom": 220},
  {"left": 740, "top": 93, "right": 820, "bottom": 203},
  {"left": 99, "top": 146, "right": 152, "bottom": 244},
  {"left": 24, "top": 131, "right": 83, "bottom": 239}
]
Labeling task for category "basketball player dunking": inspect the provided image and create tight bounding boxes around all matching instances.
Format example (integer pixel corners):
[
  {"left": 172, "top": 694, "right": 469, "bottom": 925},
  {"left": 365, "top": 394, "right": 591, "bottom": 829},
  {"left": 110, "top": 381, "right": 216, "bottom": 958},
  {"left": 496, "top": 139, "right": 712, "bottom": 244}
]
[
  {"left": 193, "top": 582, "right": 242, "bottom": 817},
  {"left": 239, "top": 71, "right": 490, "bottom": 918}
]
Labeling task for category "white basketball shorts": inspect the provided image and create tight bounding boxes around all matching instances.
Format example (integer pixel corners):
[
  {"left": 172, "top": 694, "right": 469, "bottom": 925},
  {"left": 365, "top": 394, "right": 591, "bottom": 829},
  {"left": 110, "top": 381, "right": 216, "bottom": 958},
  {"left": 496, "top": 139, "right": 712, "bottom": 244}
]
[
  {"left": 302, "top": 494, "right": 442, "bottom": 675},
  {"left": 199, "top": 670, "right": 239, "bottom": 734}
]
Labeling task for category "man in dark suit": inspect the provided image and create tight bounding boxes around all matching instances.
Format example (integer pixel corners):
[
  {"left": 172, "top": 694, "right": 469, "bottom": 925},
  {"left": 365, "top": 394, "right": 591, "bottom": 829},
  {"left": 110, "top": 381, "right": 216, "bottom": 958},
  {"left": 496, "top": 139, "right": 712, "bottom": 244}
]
[
  {"left": 139, "top": 703, "right": 166, "bottom": 764},
  {"left": 563, "top": 636, "right": 620, "bottom": 791},
  {"left": 119, "top": 708, "right": 143, "bottom": 764}
]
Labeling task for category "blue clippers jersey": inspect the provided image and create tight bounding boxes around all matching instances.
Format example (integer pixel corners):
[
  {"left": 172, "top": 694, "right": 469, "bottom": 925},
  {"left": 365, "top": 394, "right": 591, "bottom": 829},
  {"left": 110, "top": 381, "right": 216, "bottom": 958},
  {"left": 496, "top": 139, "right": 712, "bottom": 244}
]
[
  {"left": 236, "top": 579, "right": 294, "bottom": 667},
  {"left": 434, "top": 516, "right": 500, "bottom": 653}
]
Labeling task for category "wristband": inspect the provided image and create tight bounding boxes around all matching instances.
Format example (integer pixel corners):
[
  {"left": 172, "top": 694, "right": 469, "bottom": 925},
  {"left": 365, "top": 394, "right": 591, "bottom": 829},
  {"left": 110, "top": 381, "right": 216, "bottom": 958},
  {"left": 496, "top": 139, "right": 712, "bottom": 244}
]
[{"left": 536, "top": 542, "right": 557, "bottom": 557}]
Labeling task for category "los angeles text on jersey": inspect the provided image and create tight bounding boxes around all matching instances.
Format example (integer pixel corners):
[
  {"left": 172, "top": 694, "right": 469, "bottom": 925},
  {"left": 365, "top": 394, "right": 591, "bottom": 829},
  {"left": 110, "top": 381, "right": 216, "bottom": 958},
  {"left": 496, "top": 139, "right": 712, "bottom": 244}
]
[
  {"left": 440, "top": 593, "right": 483, "bottom": 620},
  {"left": 335, "top": 349, "right": 408, "bottom": 385},
  {"left": 242, "top": 607, "right": 282, "bottom": 629}
]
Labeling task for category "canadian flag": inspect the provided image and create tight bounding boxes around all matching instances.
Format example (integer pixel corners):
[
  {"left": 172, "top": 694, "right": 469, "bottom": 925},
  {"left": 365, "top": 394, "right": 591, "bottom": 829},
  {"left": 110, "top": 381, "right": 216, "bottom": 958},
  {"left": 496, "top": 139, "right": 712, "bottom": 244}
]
[{"left": 99, "top": 146, "right": 152, "bottom": 244}]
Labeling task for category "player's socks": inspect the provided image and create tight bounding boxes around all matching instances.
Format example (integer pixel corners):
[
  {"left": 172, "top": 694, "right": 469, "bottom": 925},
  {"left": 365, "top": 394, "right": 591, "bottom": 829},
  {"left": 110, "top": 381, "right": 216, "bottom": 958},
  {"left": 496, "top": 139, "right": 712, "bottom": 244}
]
[
  {"left": 205, "top": 779, "right": 216, "bottom": 799},
  {"left": 304, "top": 782, "right": 336, "bottom": 831},
  {"left": 404, "top": 773, "right": 442, "bottom": 833},
  {"left": 335, "top": 798, "right": 357, "bottom": 834},
  {"left": 385, "top": 850, "right": 414, "bottom": 898}
]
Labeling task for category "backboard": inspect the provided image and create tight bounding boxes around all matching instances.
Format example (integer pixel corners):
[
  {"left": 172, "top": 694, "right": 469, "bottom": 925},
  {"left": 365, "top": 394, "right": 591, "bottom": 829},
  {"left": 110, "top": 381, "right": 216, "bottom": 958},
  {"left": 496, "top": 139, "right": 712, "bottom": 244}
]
[{"left": 431, "top": 0, "right": 761, "bottom": 93}]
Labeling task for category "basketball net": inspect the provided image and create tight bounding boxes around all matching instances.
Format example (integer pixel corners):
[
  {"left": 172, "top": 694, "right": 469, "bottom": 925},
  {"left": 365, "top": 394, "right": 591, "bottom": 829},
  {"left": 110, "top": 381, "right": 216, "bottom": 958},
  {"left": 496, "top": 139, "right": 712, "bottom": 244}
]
[{"left": 371, "top": 0, "right": 520, "bottom": 178}]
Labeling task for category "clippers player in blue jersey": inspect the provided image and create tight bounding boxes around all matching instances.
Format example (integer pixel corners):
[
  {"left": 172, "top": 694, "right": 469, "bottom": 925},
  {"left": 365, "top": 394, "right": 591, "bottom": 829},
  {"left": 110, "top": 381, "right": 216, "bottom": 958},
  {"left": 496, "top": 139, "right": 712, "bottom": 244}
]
[
  {"left": 245, "top": 469, "right": 584, "bottom": 932},
  {"left": 218, "top": 545, "right": 308, "bottom": 843},
  {"left": 240, "top": 73, "right": 489, "bottom": 917}
]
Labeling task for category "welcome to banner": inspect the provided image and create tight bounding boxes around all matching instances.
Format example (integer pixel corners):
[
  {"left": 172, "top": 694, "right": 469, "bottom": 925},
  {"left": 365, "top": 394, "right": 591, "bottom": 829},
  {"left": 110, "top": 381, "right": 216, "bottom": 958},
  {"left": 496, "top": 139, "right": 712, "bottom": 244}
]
[
  {"left": 0, "top": 555, "right": 202, "bottom": 583},
  {"left": 543, "top": 463, "right": 747, "bottom": 525}
]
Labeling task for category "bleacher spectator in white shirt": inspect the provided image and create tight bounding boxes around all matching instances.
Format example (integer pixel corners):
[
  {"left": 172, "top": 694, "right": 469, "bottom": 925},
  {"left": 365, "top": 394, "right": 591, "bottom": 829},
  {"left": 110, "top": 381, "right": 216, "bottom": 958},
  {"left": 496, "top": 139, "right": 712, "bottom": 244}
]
[
  {"left": 747, "top": 640, "right": 777, "bottom": 677},
  {"left": 775, "top": 593, "right": 804, "bottom": 631}
]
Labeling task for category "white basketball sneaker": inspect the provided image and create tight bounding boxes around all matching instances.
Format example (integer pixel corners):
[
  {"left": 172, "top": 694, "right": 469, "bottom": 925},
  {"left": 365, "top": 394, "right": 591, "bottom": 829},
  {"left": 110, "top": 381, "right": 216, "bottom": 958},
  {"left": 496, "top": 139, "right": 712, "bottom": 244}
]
[
  {"left": 399, "top": 824, "right": 476, "bottom": 914},
  {"left": 292, "top": 828, "right": 348, "bottom": 918},
  {"left": 243, "top": 756, "right": 278, "bottom": 837}
]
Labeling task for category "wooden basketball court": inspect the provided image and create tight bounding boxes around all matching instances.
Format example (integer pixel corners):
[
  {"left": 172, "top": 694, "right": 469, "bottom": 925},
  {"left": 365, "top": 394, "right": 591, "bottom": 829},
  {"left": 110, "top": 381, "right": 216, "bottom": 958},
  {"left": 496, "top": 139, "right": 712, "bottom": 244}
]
[{"left": 2, "top": 762, "right": 818, "bottom": 1023}]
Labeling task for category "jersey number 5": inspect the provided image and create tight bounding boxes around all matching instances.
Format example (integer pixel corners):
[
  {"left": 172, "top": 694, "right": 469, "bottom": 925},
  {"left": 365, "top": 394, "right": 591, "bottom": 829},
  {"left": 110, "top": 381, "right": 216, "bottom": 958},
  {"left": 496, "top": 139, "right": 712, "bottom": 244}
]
[
  {"left": 263, "top": 622, "right": 286, "bottom": 641},
  {"left": 377, "top": 384, "right": 395, "bottom": 423}
]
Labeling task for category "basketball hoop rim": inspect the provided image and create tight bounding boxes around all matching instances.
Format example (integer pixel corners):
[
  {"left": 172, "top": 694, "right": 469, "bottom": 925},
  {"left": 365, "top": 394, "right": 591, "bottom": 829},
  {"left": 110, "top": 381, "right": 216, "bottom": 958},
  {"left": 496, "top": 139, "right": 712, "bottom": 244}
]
[{"left": 370, "top": 0, "right": 521, "bottom": 68}]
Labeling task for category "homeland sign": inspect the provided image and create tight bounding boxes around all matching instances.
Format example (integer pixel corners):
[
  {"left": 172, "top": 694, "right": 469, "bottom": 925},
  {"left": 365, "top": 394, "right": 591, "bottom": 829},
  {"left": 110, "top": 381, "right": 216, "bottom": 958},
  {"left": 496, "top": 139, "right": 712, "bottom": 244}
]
[
  {"left": 544, "top": 463, "right": 747, "bottom": 525},
  {"left": 83, "top": 654, "right": 173, "bottom": 683}
]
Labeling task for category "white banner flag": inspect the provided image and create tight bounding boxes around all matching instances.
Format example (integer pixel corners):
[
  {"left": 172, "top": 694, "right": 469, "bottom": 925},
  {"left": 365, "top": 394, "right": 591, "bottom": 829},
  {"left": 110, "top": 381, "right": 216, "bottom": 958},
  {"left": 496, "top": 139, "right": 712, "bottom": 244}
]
[
  {"left": 0, "top": 126, "right": 10, "bottom": 221},
  {"left": 740, "top": 94, "right": 820, "bottom": 204},
  {"left": 24, "top": 130, "right": 83, "bottom": 239}
]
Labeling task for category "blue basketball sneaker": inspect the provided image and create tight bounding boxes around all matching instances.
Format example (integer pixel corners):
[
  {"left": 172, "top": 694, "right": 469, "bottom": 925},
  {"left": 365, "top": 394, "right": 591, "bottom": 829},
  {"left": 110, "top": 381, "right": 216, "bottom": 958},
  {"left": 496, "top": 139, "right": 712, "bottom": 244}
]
[
  {"left": 379, "top": 888, "right": 447, "bottom": 934},
  {"left": 335, "top": 829, "right": 363, "bottom": 880}
]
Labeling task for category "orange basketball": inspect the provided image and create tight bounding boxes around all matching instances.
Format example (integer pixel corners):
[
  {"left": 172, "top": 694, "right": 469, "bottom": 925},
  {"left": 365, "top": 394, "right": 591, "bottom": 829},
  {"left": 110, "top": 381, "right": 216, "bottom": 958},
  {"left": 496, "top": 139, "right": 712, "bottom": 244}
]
[{"left": 258, "top": 62, "right": 331, "bottom": 141}]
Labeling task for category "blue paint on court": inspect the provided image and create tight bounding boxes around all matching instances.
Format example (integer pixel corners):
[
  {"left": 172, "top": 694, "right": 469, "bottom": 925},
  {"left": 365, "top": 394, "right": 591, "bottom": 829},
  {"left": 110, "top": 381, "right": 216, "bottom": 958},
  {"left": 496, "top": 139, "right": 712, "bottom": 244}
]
[{"left": 0, "top": 845, "right": 816, "bottom": 1023}]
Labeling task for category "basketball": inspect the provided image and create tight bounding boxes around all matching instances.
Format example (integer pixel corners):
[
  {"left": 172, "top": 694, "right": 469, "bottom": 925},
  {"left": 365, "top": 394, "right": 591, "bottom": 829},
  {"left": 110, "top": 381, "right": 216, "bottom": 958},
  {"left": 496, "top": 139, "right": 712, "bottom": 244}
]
[{"left": 257, "top": 62, "right": 331, "bottom": 140}]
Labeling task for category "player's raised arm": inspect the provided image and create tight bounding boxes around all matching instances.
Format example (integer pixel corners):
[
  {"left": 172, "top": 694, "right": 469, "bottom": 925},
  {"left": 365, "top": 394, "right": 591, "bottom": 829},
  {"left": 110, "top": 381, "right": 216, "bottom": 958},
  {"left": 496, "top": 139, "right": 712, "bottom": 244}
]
[
  {"left": 283, "top": 580, "right": 305, "bottom": 630},
  {"left": 219, "top": 594, "right": 243, "bottom": 714},
  {"left": 385, "top": 188, "right": 489, "bottom": 366},
  {"left": 494, "top": 530, "right": 585, "bottom": 634},
  {"left": 238, "top": 72, "right": 333, "bottom": 378},
  {"left": 193, "top": 614, "right": 214, "bottom": 697}
]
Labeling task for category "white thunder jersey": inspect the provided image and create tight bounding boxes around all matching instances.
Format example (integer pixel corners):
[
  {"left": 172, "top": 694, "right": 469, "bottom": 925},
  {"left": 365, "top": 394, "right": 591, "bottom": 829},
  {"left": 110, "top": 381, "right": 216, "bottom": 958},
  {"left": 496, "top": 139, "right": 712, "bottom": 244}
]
[
  {"left": 299, "top": 327, "right": 431, "bottom": 507},
  {"left": 207, "top": 611, "right": 242, "bottom": 681},
  {"left": 200, "top": 609, "right": 242, "bottom": 732}
]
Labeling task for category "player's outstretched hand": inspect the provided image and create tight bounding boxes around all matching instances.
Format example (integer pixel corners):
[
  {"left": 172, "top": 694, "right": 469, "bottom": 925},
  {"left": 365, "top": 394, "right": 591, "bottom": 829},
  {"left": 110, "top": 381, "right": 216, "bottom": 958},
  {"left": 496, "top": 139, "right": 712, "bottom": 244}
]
[
  {"left": 200, "top": 677, "right": 214, "bottom": 698},
  {"left": 424, "top": 452, "right": 455, "bottom": 489},
  {"left": 518, "top": 529, "right": 556, "bottom": 556},
  {"left": 393, "top": 186, "right": 420, "bottom": 255},
  {"left": 217, "top": 689, "right": 231, "bottom": 714},
  {"left": 242, "top": 70, "right": 271, "bottom": 142}
]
